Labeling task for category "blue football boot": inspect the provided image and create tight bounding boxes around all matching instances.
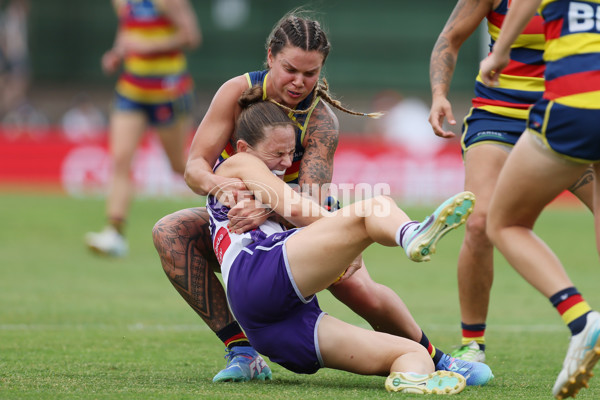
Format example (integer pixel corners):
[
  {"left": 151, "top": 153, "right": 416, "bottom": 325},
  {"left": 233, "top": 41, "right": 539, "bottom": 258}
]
[
  {"left": 212, "top": 346, "right": 272, "bottom": 383},
  {"left": 436, "top": 353, "right": 493, "bottom": 386}
]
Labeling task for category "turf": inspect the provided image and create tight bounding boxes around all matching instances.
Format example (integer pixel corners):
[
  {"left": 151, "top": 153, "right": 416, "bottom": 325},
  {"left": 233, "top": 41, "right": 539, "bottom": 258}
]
[{"left": 1, "top": 192, "right": 599, "bottom": 399}]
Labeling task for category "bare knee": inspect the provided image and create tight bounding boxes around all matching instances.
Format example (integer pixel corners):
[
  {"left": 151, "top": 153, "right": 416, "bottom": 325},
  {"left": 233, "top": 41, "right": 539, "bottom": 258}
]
[
  {"left": 464, "top": 210, "right": 493, "bottom": 250},
  {"left": 485, "top": 212, "right": 502, "bottom": 246},
  {"left": 111, "top": 152, "right": 133, "bottom": 177},
  {"left": 151, "top": 207, "right": 215, "bottom": 279}
]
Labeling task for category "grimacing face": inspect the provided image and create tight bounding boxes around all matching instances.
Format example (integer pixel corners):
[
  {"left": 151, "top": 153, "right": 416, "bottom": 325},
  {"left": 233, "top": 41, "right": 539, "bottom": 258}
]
[
  {"left": 266, "top": 45, "right": 324, "bottom": 108},
  {"left": 244, "top": 124, "right": 296, "bottom": 178}
]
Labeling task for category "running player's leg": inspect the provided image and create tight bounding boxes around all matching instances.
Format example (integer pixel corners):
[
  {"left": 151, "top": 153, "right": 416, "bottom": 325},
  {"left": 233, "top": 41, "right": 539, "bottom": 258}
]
[
  {"left": 568, "top": 165, "right": 594, "bottom": 211},
  {"left": 154, "top": 117, "right": 191, "bottom": 176},
  {"left": 487, "top": 131, "right": 586, "bottom": 296},
  {"left": 154, "top": 94, "right": 194, "bottom": 176},
  {"left": 85, "top": 110, "right": 146, "bottom": 257},
  {"left": 453, "top": 144, "right": 508, "bottom": 361}
]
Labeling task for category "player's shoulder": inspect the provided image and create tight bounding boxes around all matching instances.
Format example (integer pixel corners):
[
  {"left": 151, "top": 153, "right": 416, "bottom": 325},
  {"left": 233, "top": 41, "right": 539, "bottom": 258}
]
[
  {"left": 211, "top": 75, "right": 251, "bottom": 106},
  {"left": 307, "top": 99, "right": 339, "bottom": 133}
]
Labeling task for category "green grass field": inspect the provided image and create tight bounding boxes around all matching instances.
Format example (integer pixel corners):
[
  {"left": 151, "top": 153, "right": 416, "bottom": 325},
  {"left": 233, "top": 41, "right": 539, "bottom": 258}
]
[{"left": 1, "top": 192, "right": 599, "bottom": 399}]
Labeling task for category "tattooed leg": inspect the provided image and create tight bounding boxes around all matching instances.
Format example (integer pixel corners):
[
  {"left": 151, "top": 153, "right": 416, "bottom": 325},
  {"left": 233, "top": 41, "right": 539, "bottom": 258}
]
[
  {"left": 152, "top": 207, "right": 235, "bottom": 332},
  {"left": 569, "top": 166, "right": 594, "bottom": 212}
]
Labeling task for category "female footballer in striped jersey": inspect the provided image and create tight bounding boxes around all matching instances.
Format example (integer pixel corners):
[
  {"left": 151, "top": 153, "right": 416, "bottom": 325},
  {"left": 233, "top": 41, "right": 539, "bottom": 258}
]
[
  {"left": 86, "top": 0, "right": 201, "bottom": 256},
  {"left": 480, "top": 0, "right": 600, "bottom": 397},
  {"left": 430, "top": 0, "right": 594, "bottom": 362}
]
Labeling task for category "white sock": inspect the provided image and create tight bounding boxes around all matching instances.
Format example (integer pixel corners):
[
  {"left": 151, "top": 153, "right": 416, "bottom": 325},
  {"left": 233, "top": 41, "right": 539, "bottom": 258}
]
[{"left": 396, "top": 221, "right": 420, "bottom": 248}]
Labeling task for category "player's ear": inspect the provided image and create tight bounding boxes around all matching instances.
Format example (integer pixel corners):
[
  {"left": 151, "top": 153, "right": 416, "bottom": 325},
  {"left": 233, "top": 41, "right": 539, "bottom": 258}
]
[
  {"left": 267, "top": 48, "right": 274, "bottom": 69},
  {"left": 236, "top": 139, "right": 249, "bottom": 153}
]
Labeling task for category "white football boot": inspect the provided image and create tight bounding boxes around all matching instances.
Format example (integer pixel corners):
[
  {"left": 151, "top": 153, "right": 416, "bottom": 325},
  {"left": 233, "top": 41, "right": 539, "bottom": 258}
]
[
  {"left": 85, "top": 226, "right": 128, "bottom": 257},
  {"left": 552, "top": 311, "right": 600, "bottom": 399}
]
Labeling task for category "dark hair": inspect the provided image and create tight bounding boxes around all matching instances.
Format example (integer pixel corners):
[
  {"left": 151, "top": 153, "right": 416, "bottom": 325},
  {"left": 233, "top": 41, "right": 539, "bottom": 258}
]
[
  {"left": 266, "top": 9, "right": 331, "bottom": 65},
  {"left": 265, "top": 10, "right": 382, "bottom": 119},
  {"left": 235, "top": 86, "right": 294, "bottom": 148}
]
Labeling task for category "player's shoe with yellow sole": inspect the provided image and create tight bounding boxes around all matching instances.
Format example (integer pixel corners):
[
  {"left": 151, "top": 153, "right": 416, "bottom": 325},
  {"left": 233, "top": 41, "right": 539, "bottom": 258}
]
[
  {"left": 405, "top": 191, "right": 475, "bottom": 262},
  {"left": 553, "top": 311, "right": 600, "bottom": 399},
  {"left": 385, "top": 370, "right": 466, "bottom": 394}
]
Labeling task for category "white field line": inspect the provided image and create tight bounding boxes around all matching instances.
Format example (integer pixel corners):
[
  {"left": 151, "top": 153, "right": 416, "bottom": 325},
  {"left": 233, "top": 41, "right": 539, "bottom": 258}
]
[{"left": 0, "top": 322, "right": 565, "bottom": 333}]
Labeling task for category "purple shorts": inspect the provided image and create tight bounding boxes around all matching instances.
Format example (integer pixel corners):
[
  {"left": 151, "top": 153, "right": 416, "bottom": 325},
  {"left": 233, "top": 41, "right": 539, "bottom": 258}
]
[{"left": 226, "top": 229, "right": 326, "bottom": 374}]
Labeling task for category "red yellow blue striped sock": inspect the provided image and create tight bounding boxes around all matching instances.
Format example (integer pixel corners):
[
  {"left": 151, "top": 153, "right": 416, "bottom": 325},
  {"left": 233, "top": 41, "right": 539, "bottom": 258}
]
[
  {"left": 461, "top": 322, "right": 486, "bottom": 350},
  {"left": 419, "top": 330, "right": 442, "bottom": 365},
  {"left": 550, "top": 287, "right": 591, "bottom": 335},
  {"left": 216, "top": 322, "right": 251, "bottom": 349}
]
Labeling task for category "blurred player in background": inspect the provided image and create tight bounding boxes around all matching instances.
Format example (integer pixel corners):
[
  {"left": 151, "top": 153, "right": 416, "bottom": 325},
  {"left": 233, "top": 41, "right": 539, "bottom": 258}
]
[
  {"left": 429, "top": 0, "right": 594, "bottom": 362},
  {"left": 153, "top": 10, "right": 492, "bottom": 386},
  {"left": 85, "top": 0, "right": 201, "bottom": 257},
  {"left": 0, "top": 0, "right": 30, "bottom": 116},
  {"left": 480, "top": 0, "right": 600, "bottom": 397}
]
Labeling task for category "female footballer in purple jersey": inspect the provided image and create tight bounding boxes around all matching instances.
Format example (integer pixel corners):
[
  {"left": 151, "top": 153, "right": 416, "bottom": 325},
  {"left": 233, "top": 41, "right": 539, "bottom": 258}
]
[
  {"left": 481, "top": 0, "right": 600, "bottom": 398},
  {"left": 152, "top": 10, "right": 492, "bottom": 386},
  {"left": 205, "top": 86, "right": 479, "bottom": 394},
  {"left": 429, "top": 0, "right": 594, "bottom": 362}
]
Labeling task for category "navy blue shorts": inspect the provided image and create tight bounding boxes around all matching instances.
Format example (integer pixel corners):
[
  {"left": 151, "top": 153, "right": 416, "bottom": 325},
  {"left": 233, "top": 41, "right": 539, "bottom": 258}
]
[
  {"left": 226, "top": 229, "right": 326, "bottom": 374},
  {"left": 461, "top": 108, "right": 526, "bottom": 151},
  {"left": 112, "top": 91, "right": 193, "bottom": 127},
  {"left": 528, "top": 98, "right": 600, "bottom": 163}
]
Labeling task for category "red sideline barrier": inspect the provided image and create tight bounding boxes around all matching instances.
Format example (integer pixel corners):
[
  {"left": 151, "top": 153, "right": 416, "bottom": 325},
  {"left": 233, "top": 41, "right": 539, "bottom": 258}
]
[
  {"left": 0, "top": 128, "right": 582, "bottom": 206},
  {"left": 0, "top": 128, "right": 190, "bottom": 197}
]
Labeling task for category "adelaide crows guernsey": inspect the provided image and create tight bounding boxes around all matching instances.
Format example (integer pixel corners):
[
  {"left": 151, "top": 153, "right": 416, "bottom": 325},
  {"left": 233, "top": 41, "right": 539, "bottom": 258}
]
[
  {"left": 114, "top": 0, "right": 193, "bottom": 104},
  {"left": 472, "top": 0, "right": 546, "bottom": 120},
  {"left": 539, "top": 0, "right": 600, "bottom": 109},
  {"left": 219, "top": 70, "right": 321, "bottom": 185}
]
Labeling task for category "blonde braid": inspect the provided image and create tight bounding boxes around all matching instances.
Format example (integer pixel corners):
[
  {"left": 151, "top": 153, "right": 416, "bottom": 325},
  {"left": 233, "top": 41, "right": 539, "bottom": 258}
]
[
  {"left": 316, "top": 79, "right": 383, "bottom": 118},
  {"left": 268, "top": 79, "right": 382, "bottom": 119}
]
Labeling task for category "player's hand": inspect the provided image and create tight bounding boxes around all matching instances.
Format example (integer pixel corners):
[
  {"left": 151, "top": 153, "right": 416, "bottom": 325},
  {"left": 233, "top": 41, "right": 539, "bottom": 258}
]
[
  {"left": 117, "top": 33, "right": 156, "bottom": 55},
  {"left": 429, "top": 96, "right": 456, "bottom": 139},
  {"left": 210, "top": 176, "right": 247, "bottom": 208},
  {"left": 101, "top": 50, "right": 121, "bottom": 75},
  {"left": 480, "top": 50, "right": 509, "bottom": 87},
  {"left": 330, "top": 254, "right": 364, "bottom": 286},
  {"left": 227, "top": 198, "right": 272, "bottom": 234}
]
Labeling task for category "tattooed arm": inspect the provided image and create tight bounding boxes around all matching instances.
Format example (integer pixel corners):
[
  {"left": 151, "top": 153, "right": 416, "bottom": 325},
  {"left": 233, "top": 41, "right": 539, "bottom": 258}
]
[
  {"left": 258, "top": 100, "right": 339, "bottom": 231},
  {"left": 429, "top": 0, "right": 495, "bottom": 138},
  {"left": 299, "top": 100, "right": 339, "bottom": 201}
]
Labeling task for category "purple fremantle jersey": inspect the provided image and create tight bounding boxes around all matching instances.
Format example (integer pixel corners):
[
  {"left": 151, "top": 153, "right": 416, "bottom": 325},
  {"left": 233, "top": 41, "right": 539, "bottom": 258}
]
[
  {"left": 206, "top": 193, "right": 326, "bottom": 374},
  {"left": 205, "top": 194, "right": 286, "bottom": 288}
]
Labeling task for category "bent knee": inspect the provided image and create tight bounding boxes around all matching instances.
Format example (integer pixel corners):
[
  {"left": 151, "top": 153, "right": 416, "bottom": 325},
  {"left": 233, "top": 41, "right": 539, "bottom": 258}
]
[{"left": 464, "top": 211, "right": 493, "bottom": 246}]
